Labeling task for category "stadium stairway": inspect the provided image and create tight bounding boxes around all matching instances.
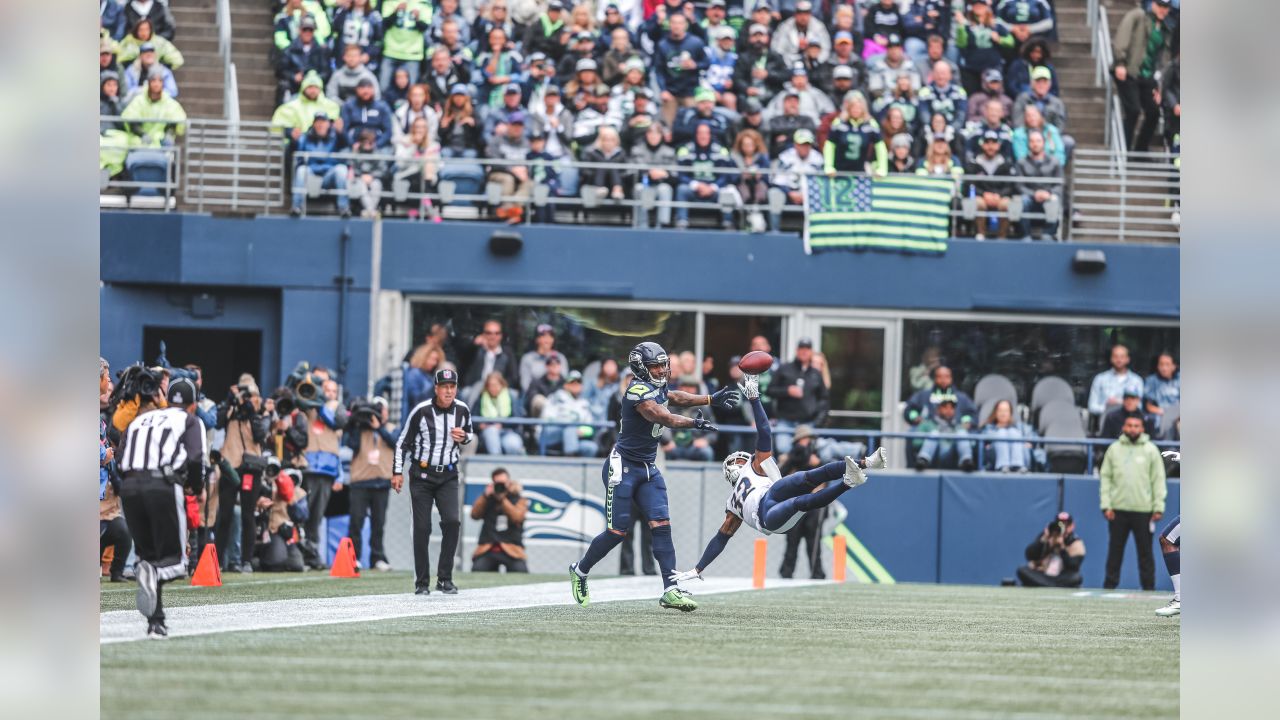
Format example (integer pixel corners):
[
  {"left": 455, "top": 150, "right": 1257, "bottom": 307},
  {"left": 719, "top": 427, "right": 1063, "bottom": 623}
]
[
  {"left": 168, "top": 1, "right": 223, "bottom": 118},
  {"left": 228, "top": 0, "right": 281, "bottom": 121}
]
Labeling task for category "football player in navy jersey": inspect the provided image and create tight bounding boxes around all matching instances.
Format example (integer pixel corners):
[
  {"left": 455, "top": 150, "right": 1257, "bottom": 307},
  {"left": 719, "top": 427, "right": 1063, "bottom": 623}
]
[{"left": 570, "top": 341, "right": 741, "bottom": 611}]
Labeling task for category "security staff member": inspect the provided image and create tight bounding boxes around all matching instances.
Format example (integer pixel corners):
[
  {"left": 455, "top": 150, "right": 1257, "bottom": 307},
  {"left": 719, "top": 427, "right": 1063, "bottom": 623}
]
[
  {"left": 118, "top": 374, "right": 206, "bottom": 639},
  {"left": 394, "top": 368, "right": 474, "bottom": 595}
]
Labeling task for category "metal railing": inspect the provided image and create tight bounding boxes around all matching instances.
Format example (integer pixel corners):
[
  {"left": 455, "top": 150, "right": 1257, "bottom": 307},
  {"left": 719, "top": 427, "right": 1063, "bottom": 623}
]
[
  {"left": 99, "top": 116, "right": 184, "bottom": 209},
  {"left": 216, "top": 0, "right": 239, "bottom": 123},
  {"left": 1090, "top": 1, "right": 1129, "bottom": 162},
  {"left": 1070, "top": 148, "right": 1179, "bottom": 242},
  {"left": 184, "top": 119, "right": 287, "bottom": 212},
  {"left": 469, "top": 416, "right": 1180, "bottom": 472}
]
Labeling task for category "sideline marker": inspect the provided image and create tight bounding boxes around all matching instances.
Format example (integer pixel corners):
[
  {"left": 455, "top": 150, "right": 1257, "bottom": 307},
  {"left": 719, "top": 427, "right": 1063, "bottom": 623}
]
[
  {"left": 190, "top": 545, "right": 222, "bottom": 587},
  {"left": 752, "top": 538, "right": 767, "bottom": 589}
]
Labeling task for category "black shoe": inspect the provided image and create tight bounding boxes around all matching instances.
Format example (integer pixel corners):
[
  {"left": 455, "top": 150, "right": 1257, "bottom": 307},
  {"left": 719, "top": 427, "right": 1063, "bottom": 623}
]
[
  {"left": 146, "top": 620, "right": 168, "bottom": 639},
  {"left": 414, "top": 586, "right": 431, "bottom": 595},
  {"left": 436, "top": 580, "right": 458, "bottom": 595},
  {"left": 959, "top": 457, "right": 975, "bottom": 472},
  {"left": 341, "top": 208, "right": 351, "bottom": 219},
  {"left": 109, "top": 573, "right": 126, "bottom": 583},
  {"left": 914, "top": 455, "right": 930, "bottom": 471},
  {"left": 290, "top": 207, "right": 301, "bottom": 218}
]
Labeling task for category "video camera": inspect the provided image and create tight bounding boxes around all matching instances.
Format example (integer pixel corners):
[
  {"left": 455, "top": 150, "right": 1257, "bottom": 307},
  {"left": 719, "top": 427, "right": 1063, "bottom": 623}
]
[
  {"left": 286, "top": 361, "right": 323, "bottom": 410},
  {"left": 349, "top": 397, "right": 383, "bottom": 429}
]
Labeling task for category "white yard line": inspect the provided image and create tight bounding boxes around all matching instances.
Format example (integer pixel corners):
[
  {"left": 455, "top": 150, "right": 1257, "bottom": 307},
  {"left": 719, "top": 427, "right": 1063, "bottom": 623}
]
[{"left": 101, "top": 577, "right": 825, "bottom": 644}]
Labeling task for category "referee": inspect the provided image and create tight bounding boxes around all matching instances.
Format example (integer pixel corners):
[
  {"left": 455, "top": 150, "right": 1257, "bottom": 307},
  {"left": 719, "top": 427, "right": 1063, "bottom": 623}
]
[
  {"left": 118, "top": 372, "right": 206, "bottom": 638},
  {"left": 393, "top": 368, "right": 473, "bottom": 595}
]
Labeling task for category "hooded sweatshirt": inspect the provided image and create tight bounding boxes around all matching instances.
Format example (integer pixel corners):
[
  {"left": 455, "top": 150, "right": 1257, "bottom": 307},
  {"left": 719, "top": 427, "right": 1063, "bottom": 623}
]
[
  {"left": 272, "top": 71, "right": 342, "bottom": 136},
  {"left": 1099, "top": 433, "right": 1167, "bottom": 514}
]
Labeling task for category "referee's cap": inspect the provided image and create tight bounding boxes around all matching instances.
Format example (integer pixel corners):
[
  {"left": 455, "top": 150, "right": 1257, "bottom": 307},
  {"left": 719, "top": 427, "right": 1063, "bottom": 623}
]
[
  {"left": 435, "top": 368, "right": 459, "bottom": 386},
  {"left": 167, "top": 377, "right": 197, "bottom": 407}
]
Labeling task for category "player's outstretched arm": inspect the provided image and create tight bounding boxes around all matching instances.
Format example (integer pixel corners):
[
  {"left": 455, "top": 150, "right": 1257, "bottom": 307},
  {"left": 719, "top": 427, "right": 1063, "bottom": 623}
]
[
  {"left": 672, "top": 514, "right": 743, "bottom": 582},
  {"left": 637, "top": 399, "right": 717, "bottom": 431},
  {"left": 668, "top": 386, "right": 741, "bottom": 410},
  {"left": 740, "top": 376, "right": 773, "bottom": 462}
]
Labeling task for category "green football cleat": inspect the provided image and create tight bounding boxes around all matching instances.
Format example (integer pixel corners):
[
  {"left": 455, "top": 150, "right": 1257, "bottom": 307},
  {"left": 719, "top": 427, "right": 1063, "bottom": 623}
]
[
  {"left": 569, "top": 563, "right": 590, "bottom": 606},
  {"left": 659, "top": 587, "right": 698, "bottom": 612}
]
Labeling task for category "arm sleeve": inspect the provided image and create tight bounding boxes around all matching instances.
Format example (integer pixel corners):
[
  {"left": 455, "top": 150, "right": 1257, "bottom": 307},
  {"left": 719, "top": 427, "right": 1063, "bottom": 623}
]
[
  {"left": 749, "top": 396, "right": 772, "bottom": 454},
  {"left": 1098, "top": 450, "right": 1113, "bottom": 509},
  {"left": 1151, "top": 447, "right": 1167, "bottom": 513},
  {"left": 1087, "top": 374, "right": 1107, "bottom": 415},
  {"left": 822, "top": 139, "right": 836, "bottom": 173},
  {"left": 696, "top": 531, "right": 734, "bottom": 573},
  {"left": 394, "top": 409, "right": 419, "bottom": 474},
  {"left": 459, "top": 407, "right": 475, "bottom": 444},
  {"left": 182, "top": 416, "right": 207, "bottom": 494},
  {"left": 1024, "top": 538, "right": 1047, "bottom": 562},
  {"left": 1061, "top": 548, "right": 1084, "bottom": 574},
  {"left": 872, "top": 140, "right": 888, "bottom": 176}
]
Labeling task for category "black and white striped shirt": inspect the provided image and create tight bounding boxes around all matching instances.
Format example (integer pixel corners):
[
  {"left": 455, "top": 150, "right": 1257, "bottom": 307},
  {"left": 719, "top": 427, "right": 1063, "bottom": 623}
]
[
  {"left": 119, "top": 408, "right": 207, "bottom": 475},
  {"left": 394, "top": 399, "right": 473, "bottom": 473}
]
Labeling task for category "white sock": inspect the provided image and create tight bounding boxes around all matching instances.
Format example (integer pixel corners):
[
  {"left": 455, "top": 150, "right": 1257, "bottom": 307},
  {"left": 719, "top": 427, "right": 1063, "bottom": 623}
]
[
  {"left": 574, "top": 563, "right": 588, "bottom": 578},
  {"left": 1171, "top": 574, "right": 1180, "bottom": 602}
]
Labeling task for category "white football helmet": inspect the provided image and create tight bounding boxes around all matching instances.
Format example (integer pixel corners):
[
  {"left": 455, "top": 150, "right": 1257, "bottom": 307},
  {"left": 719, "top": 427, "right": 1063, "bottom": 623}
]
[{"left": 722, "top": 451, "right": 752, "bottom": 484}]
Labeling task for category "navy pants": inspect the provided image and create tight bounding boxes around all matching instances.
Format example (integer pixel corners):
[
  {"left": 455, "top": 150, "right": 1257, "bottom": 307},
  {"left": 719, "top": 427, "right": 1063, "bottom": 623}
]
[
  {"left": 758, "top": 462, "right": 847, "bottom": 533},
  {"left": 603, "top": 449, "right": 670, "bottom": 531}
]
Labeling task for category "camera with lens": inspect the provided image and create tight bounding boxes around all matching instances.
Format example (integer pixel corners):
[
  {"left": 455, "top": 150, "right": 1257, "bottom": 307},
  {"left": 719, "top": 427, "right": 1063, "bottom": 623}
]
[
  {"left": 285, "top": 361, "right": 323, "bottom": 410},
  {"left": 493, "top": 477, "right": 507, "bottom": 495},
  {"left": 350, "top": 398, "right": 382, "bottom": 429}
]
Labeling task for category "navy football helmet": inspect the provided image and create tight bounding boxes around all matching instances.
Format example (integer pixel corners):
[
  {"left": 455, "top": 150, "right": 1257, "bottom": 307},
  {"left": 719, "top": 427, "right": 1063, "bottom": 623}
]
[{"left": 628, "top": 342, "right": 671, "bottom": 387}]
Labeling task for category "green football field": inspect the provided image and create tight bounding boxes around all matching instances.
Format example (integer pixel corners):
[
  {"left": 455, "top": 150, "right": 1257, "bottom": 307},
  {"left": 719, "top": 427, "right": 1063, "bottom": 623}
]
[{"left": 100, "top": 573, "right": 1178, "bottom": 719}]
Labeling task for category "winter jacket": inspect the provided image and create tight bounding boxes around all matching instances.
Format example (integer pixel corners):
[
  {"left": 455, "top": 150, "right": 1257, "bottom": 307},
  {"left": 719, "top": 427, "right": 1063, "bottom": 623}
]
[
  {"left": 341, "top": 95, "right": 395, "bottom": 147},
  {"left": 580, "top": 145, "right": 628, "bottom": 189},
  {"left": 121, "top": 90, "right": 187, "bottom": 146},
  {"left": 328, "top": 65, "right": 381, "bottom": 103},
  {"left": 1012, "top": 90, "right": 1069, "bottom": 132},
  {"left": 867, "top": 55, "right": 922, "bottom": 98},
  {"left": 294, "top": 127, "right": 347, "bottom": 174},
  {"left": 392, "top": 102, "right": 439, "bottom": 144},
  {"left": 438, "top": 113, "right": 482, "bottom": 153},
  {"left": 655, "top": 33, "right": 709, "bottom": 98},
  {"left": 672, "top": 107, "right": 732, "bottom": 147},
  {"left": 734, "top": 46, "right": 790, "bottom": 100},
  {"left": 770, "top": 145, "right": 823, "bottom": 190},
  {"left": 962, "top": 120, "right": 1014, "bottom": 161},
  {"left": 379, "top": 1, "right": 432, "bottom": 61},
  {"left": 964, "top": 153, "right": 1017, "bottom": 197},
  {"left": 274, "top": 3, "right": 334, "bottom": 51},
  {"left": 1015, "top": 153, "right": 1062, "bottom": 196},
  {"left": 1005, "top": 58, "right": 1059, "bottom": 99},
  {"left": 271, "top": 72, "right": 342, "bottom": 136},
  {"left": 123, "top": 60, "right": 178, "bottom": 100},
  {"left": 676, "top": 141, "right": 735, "bottom": 187},
  {"left": 902, "top": 1, "right": 951, "bottom": 43},
  {"left": 523, "top": 13, "right": 569, "bottom": 62},
  {"left": 904, "top": 384, "right": 977, "bottom": 427},
  {"left": 764, "top": 83, "right": 834, "bottom": 123},
  {"left": 101, "top": 0, "right": 127, "bottom": 41},
  {"left": 282, "top": 38, "right": 332, "bottom": 85},
  {"left": 350, "top": 144, "right": 392, "bottom": 178},
  {"left": 771, "top": 17, "right": 831, "bottom": 64},
  {"left": 1099, "top": 433, "right": 1167, "bottom": 514},
  {"left": 629, "top": 140, "right": 678, "bottom": 186},
  {"left": 1112, "top": 8, "right": 1172, "bottom": 79},
  {"left": 1011, "top": 123, "right": 1066, "bottom": 166},
  {"left": 766, "top": 360, "right": 830, "bottom": 424},
  {"left": 116, "top": 33, "right": 184, "bottom": 69},
  {"left": 125, "top": 0, "right": 176, "bottom": 41}
]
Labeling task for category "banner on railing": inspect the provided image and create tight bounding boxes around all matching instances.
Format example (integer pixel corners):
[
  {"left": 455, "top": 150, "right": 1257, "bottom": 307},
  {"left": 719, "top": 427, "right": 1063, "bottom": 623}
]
[{"left": 802, "top": 174, "right": 954, "bottom": 255}]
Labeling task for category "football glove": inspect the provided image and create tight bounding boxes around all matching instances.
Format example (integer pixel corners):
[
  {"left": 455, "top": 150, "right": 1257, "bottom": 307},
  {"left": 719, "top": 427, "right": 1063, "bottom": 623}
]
[
  {"left": 1161, "top": 450, "right": 1180, "bottom": 463},
  {"left": 710, "top": 386, "right": 741, "bottom": 410},
  {"left": 692, "top": 410, "right": 718, "bottom": 433},
  {"left": 669, "top": 568, "right": 703, "bottom": 583},
  {"left": 738, "top": 374, "right": 760, "bottom": 400}
]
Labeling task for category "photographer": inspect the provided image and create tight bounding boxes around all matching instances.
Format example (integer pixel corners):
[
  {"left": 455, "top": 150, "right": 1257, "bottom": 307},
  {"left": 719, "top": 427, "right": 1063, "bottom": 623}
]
[
  {"left": 1016, "top": 512, "right": 1086, "bottom": 588},
  {"left": 778, "top": 425, "right": 826, "bottom": 580},
  {"left": 290, "top": 366, "right": 349, "bottom": 569},
  {"left": 469, "top": 468, "right": 529, "bottom": 573},
  {"left": 255, "top": 465, "right": 308, "bottom": 572},
  {"left": 214, "top": 382, "right": 273, "bottom": 573},
  {"left": 346, "top": 396, "right": 397, "bottom": 571}
]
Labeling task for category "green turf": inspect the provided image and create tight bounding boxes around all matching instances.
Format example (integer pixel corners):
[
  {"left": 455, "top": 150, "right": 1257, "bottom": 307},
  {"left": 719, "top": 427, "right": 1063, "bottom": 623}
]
[
  {"left": 100, "top": 581, "right": 1178, "bottom": 719},
  {"left": 98, "top": 571, "right": 554, "bottom": 612}
]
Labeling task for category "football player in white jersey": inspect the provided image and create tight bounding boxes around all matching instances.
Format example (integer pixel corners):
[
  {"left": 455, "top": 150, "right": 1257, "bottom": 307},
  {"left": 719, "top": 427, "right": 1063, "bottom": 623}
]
[
  {"left": 669, "top": 374, "right": 887, "bottom": 582},
  {"left": 1155, "top": 450, "right": 1181, "bottom": 617}
]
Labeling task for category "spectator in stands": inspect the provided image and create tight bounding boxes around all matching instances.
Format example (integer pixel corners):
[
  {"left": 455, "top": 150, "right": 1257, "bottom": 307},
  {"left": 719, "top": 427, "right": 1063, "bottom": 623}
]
[
  {"left": 1016, "top": 129, "right": 1062, "bottom": 239},
  {"left": 474, "top": 2, "right": 520, "bottom": 55},
  {"left": 526, "top": 354, "right": 566, "bottom": 417},
  {"left": 569, "top": 83, "right": 615, "bottom": 146},
  {"left": 562, "top": 54, "right": 602, "bottom": 105},
  {"left": 706, "top": 26, "right": 739, "bottom": 110},
  {"left": 392, "top": 83, "right": 439, "bottom": 143},
  {"left": 290, "top": 113, "right": 351, "bottom": 218},
  {"left": 379, "top": 0, "right": 431, "bottom": 89},
  {"left": 675, "top": 121, "right": 736, "bottom": 229},
  {"left": 470, "top": 468, "right": 530, "bottom": 571},
  {"left": 424, "top": 47, "right": 464, "bottom": 107},
  {"left": 567, "top": 3, "right": 597, "bottom": 39},
  {"left": 630, "top": 121, "right": 677, "bottom": 228},
  {"left": 867, "top": 34, "right": 921, "bottom": 99},
  {"left": 766, "top": 64, "right": 833, "bottom": 123},
  {"left": 735, "top": 24, "right": 789, "bottom": 106},
  {"left": 100, "top": 34, "right": 120, "bottom": 76},
  {"left": 274, "top": 0, "right": 333, "bottom": 53},
  {"left": 101, "top": 0, "right": 128, "bottom": 42},
  {"left": 952, "top": 0, "right": 1014, "bottom": 95},
  {"left": 341, "top": 77, "right": 395, "bottom": 147},
  {"left": 432, "top": 18, "right": 476, "bottom": 84},
  {"left": 350, "top": 128, "right": 391, "bottom": 215},
  {"left": 531, "top": 83, "right": 575, "bottom": 155},
  {"left": 1100, "top": 388, "right": 1157, "bottom": 440},
  {"left": 430, "top": 0, "right": 471, "bottom": 47},
  {"left": 917, "top": 60, "right": 967, "bottom": 132},
  {"left": 402, "top": 343, "right": 442, "bottom": 420},
  {"left": 873, "top": 76, "right": 922, "bottom": 134},
  {"left": 673, "top": 86, "right": 731, "bottom": 146},
  {"left": 965, "top": 69, "right": 1010, "bottom": 124},
  {"left": 1112, "top": 0, "right": 1173, "bottom": 153},
  {"left": 1088, "top": 345, "right": 1145, "bottom": 419},
  {"left": 486, "top": 111, "right": 533, "bottom": 222},
  {"left": 731, "top": 129, "right": 771, "bottom": 232},
  {"left": 116, "top": 18, "right": 182, "bottom": 71},
  {"left": 121, "top": 67, "right": 186, "bottom": 147},
  {"left": 864, "top": 0, "right": 903, "bottom": 53},
  {"left": 522, "top": 52, "right": 557, "bottom": 108},
  {"left": 902, "top": 2, "right": 949, "bottom": 67},
  {"left": 100, "top": 71, "right": 125, "bottom": 132},
  {"left": 1159, "top": 53, "right": 1180, "bottom": 153},
  {"left": 777, "top": 423, "right": 827, "bottom": 579},
  {"left": 995, "top": 0, "right": 1054, "bottom": 45},
  {"left": 524, "top": 1, "right": 571, "bottom": 63},
  {"left": 771, "top": 1, "right": 829, "bottom": 65},
  {"left": 122, "top": 43, "right": 178, "bottom": 101},
  {"left": 519, "top": 323, "right": 569, "bottom": 392},
  {"left": 329, "top": 44, "right": 381, "bottom": 103},
  {"left": 272, "top": 71, "right": 342, "bottom": 142},
  {"left": 542, "top": 371, "right": 599, "bottom": 457},
  {"left": 981, "top": 399, "right": 1035, "bottom": 472},
  {"left": 280, "top": 16, "right": 332, "bottom": 100},
  {"left": 393, "top": 116, "right": 440, "bottom": 215},
  {"left": 581, "top": 125, "right": 628, "bottom": 201},
  {"left": 586, "top": 357, "right": 621, "bottom": 423},
  {"left": 1012, "top": 66, "right": 1068, "bottom": 135},
  {"left": 613, "top": 75, "right": 659, "bottom": 148},
  {"left": 1100, "top": 415, "right": 1166, "bottom": 591},
  {"left": 476, "top": 28, "right": 525, "bottom": 109},
  {"left": 915, "top": 129, "right": 962, "bottom": 178},
  {"left": 963, "top": 98, "right": 1013, "bottom": 162},
  {"left": 819, "top": 31, "right": 866, "bottom": 95},
  {"left": 601, "top": 27, "right": 642, "bottom": 86},
  {"left": 701, "top": 0, "right": 733, "bottom": 45},
  {"left": 824, "top": 91, "right": 887, "bottom": 176},
  {"left": 767, "top": 337, "right": 829, "bottom": 455},
  {"left": 660, "top": 376, "right": 718, "bottom": 461},
  {"left": 477, "top": 373, "right": 527, "bottom": 455},
  {"left": 384, "top": 67, "right": 413, "bottom": 108},
  {"left": 347, "top": 397, "right": 396, "bottom": 571},
  {"left": 1011, "top": 104, "right": 1066, "bottom": 166},
  {"left": 887, "top": 132, "right": 915, "bottom": 173},
  {"left": 1144, "top": 353, "right": 1180, "bottom": 418},
  {"left": 914, "top": 394, "right": 976, "bottom": 471},
  {"left": 462, "top": 319, "right": 518, "bottom": 402},
  {"left": 124, "top": 0, "right": 175, "bottom": 42},
  {"left": 1016, "top": 512, "right": 1085, "bottom": 588},
  {"left": 768, "top": 128, "right": 822, "bottom": 230},
  {"left": 655, "top": 14, "right": 709, "bottom": 125},
  {"left": 1004, "top": 37, "right": 1057, "bottom": 100},
  {"left": 332, "top": 0, "right": 384, "bottom": 72},
  {"left": 904, "top": 365, "right": 975, "bottom": 426},
  {"left": 819, "top": 64, "right": 857, "bottom": 112},
  {"left": 915, "top": 34, "right": 958, "bottom": 87},
  {"left": 964, "top": 129, "right": 1016, "bottom": 238}
]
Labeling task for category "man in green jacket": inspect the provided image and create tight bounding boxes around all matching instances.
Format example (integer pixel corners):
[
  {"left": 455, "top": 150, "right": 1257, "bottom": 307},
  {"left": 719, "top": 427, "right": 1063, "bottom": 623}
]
[
  {"left": 271, "top": 71, "right": 343, "bottom": 141},
  {"left": 121, "top": 69, "right": 187, "bottom": 147},
  {"left": 1099, "top": 415, "right": 1167, "bottom": 590},
  {"left": 1112, "top": 0, "right": 1173, "bottom": 152}
]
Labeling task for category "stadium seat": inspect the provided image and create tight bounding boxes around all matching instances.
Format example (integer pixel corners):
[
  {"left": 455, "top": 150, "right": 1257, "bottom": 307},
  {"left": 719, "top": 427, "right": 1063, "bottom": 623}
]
[
  {"left": 124, "top": 149, "right": 170, "bottom": 197},
  {"left": 1030, "top": 376, "right": 1075, "bottom": 424},
  {"left": 1038, "top": 399, "right": 1088, "bottom": 474},
  {"left": 973, "top": 374, "right": 1018, "bottom": 412},
  {"left": 1159, "top": 402, "right": 1180, "bottom": 439}
]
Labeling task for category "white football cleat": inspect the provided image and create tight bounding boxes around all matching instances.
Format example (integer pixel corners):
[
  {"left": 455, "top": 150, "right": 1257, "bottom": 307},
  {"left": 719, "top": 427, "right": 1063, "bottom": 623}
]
[
  {"left": 863, "top": 447, "right": 888, "bottom": 469},
  {"left": 1155, "top": 598, "right": 1180, "bottom": 617},
  {"left": 843, "top": 456, "right": 868, "bottom": 488}
]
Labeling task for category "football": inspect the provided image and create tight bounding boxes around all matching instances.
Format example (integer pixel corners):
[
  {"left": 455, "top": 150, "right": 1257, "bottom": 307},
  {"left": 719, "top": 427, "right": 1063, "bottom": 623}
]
[{"left": 738, "top": 350, "right": 774, "bottom": 374}]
